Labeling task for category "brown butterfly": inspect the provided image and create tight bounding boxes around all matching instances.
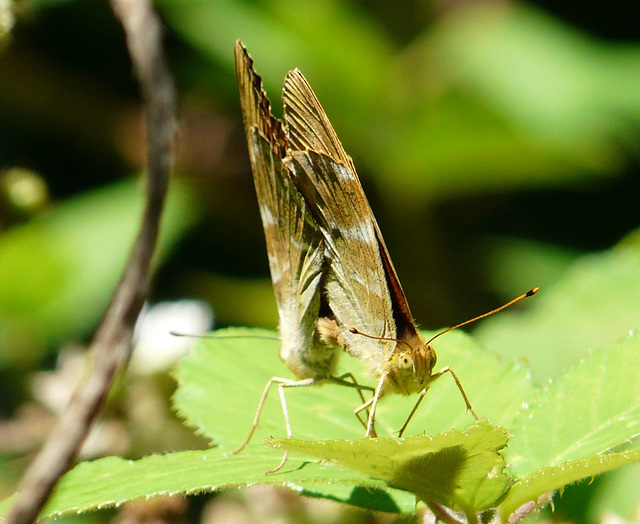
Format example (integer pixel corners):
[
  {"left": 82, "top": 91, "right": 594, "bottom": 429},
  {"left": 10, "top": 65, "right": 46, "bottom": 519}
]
[{"left": 235, "top": 41, "right": 537, "bottom": 458}]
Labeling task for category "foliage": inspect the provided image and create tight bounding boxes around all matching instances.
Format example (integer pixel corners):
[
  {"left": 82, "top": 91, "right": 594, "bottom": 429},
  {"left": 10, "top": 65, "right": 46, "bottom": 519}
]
[
  {"left": 1, "top": 314, "right": 638, "bottom": 521},
  {"left": 157, "top": 0, "right": 640, "bottom": 200},
  {"left": 1, "top": 0, "right": 639, "bottom": 522}
]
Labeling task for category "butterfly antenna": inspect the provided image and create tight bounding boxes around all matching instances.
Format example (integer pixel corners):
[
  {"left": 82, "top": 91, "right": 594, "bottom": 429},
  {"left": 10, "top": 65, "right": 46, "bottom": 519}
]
[
  {"left": 426, "top": 287, "right": 539, "bottom": 345},
  {"left": 170, "top": 331, "right": 280, "bottom": 342},
  {"left": 348, "top": 328, "right": 413, "bottom": 352}
]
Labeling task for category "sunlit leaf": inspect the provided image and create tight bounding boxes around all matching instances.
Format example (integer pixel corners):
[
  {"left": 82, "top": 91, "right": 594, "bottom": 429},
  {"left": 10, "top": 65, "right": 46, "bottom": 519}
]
[
  {"left": 498, "top": 449, "right": 640, "bottom": 522},
  {"left": 505, "top": 332, "right": 640, "bottom": 478},
  {"left": 477, "top": 242, "right": 640, "bottom": 379},
  {"left": 0, "top": 449, "right": 414, "bottom": 518},
  {"left": 272, "top": 422, "right": 510, "bottom": 512},
  {"left": 172, "top": 328, "right": 535, "bottom": 449}
]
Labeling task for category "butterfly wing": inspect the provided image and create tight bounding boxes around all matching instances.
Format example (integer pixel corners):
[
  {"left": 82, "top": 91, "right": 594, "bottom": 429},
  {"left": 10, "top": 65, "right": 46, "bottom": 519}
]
[
  {"left": 282, "top": 69, "right": 419, "bottom": 376},
  {"left": 235, "top": 42, "right": 335, "bottom": 379}
]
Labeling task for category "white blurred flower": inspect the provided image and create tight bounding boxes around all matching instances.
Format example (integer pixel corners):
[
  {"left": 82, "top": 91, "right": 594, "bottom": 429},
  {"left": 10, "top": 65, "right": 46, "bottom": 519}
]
[{"left": 130, "top": 300, "right": 214, "bottom": 375}]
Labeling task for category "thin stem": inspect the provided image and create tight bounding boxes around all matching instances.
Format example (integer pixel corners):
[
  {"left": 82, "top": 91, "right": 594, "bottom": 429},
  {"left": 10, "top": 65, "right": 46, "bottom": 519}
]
[{"left": 5, "top": 2, "right": 175, "bottom": 523}]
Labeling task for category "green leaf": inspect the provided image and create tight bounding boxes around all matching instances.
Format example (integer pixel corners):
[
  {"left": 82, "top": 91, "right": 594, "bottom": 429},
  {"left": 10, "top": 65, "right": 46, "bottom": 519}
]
[
  {"left": 3, "top": 328, "right": 636, "bottom": 518},
  {"left": 0, "top": 449, "right": 414, "bottom": 519},
  {"left": 476, "top": 242, "right": 640, "bottom": 379},
  {"left": 0, "top": 178, "right": 200, "bottom": 367},
  {"left": 497, "top": 448, "right": 640, "bottom": 522},
  {"left": 504, "top": 332, "right": 640, "bottom": 478},
  {"left": 397, "top": 1, "right": 640, "bottom": 195},
  {"left": 272, "top": 421, "right": 510, "bottom": 513},
  {"left": 157, "top": 0, "right": 392, "bottom": 107},
  {"left": 173, "top": 328, "right": 364, "bottom": 448},
  {"left": 387, "top": 331, "right": 537, "bottom": 435},
  {"left": 158, "top": 1, "right": 639, "bottom": 202}
]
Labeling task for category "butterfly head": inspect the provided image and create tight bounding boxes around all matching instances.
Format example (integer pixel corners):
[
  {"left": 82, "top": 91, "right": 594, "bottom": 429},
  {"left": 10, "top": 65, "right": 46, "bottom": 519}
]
[{"left": 388, "top": 338, "right": 437, "bottom": 395}]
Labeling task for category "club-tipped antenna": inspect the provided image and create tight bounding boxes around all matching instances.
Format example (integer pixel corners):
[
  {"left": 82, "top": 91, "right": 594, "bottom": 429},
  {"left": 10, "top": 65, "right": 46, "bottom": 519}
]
[{"left": 426, "top": 287, "right": 539, "bottom": 345}]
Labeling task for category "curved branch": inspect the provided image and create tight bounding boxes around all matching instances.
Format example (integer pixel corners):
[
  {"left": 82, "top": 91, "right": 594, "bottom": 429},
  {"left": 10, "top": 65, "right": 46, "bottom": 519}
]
[{"left": 5, "top": 1, "right": 176, "bottom": 523}]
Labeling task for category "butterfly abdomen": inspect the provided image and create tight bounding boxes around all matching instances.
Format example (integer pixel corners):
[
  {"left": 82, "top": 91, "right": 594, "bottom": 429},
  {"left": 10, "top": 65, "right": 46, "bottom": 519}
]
[{"left": 279, "top": 337, "right": 338, "bottom": 380}]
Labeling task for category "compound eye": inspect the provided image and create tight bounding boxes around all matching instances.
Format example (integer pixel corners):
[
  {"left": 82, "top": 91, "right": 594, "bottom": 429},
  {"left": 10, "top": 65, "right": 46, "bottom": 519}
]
[
  {"left": 398, "top": 352, "right": 413, "bottom": 370},
  {"left": 425, "top": 345, "right": 437, "bottom": 372}
]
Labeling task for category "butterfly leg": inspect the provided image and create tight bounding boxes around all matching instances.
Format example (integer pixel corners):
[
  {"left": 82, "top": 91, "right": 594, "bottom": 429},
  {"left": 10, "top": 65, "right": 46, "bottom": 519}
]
[
  {"left": 356, "top": 373, "right": 387, "bottom": 438},
  {"left": 233, "top": 376, "right": 316, "bottom": 472},
  {"left": 332, "top": 372, "right": 374, "bottom": 406},
  {"left": 397, "top": 366, "right": 478, "bottom": 437},
  {"left": 266, "top": 383, "right": 294, "bottom": 474},
  {"left": 439, "top": 366, "right": 478, "bottom": 420},
  {"left": 397, "top": 388, "right": 428, "bottom": 437},
  {"left": 353, "top": 397, "right": 376, "bottom": 437},
  {"left": 270, "top": 377, "right": 341, "bottom": 473},
  {"left": 269, "top": 373, "right": 375, "bottom": 473},
  {"left": 332, "top": 373, "right": 375, "bottom": 433}
]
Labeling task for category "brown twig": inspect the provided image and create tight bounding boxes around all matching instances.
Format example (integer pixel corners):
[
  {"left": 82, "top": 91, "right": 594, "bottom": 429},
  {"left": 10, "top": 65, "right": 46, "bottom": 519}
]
[
  {"left": 5, "top": 1, "right": 176, "bottom": 523},
  {"left": 426, "top": 502, "right": 466, "bottom": 524}
]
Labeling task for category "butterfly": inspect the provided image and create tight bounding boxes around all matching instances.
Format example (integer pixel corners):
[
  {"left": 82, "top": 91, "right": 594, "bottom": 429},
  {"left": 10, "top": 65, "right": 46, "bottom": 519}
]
[{"left": 235, "top": 41, "right": 537, "bottom": 458}]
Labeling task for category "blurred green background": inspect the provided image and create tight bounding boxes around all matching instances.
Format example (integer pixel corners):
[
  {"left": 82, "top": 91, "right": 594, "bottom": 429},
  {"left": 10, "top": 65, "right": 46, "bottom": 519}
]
[{"left": 0, "top": 0, "right": 639, "bottom": 522}]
